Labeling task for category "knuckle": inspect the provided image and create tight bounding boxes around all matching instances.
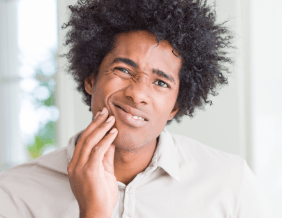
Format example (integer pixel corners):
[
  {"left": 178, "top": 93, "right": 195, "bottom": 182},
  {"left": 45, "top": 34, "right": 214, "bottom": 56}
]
[
  {"left": 104, "top": 131, "right": 115, "bottom": 140},
  {"left": 67, "top": 165, "right": 73, "bottom": 175},
  {"left": 73, "top": 168, "right": 81, "bottom": 176},
  {"left": 92, "top": 145, "right": 100, "bottom": 153},
  {"left": 102, "top": 121, "right": 112, "bottom": 128},
  {"left": 84, "top": 167, "right": 93, "bottom": 175},
  {"left": 85, "top": 163, "right": 98, "bottom": 175},
  {"left": 85, "top": 136, "right": 92, "bottom": 144},
  {"left": 67, "top": 162, "right": 76, "bottom": 174},
  {"left": 84, "top": 169, "right": 94, "bottom": 178},
  {"left": 99, "top": 122, "right": 112, "bottom": 132},
  {"left": 80, "top": 131, "right": 87, "bottom": 139},
  {"left": 96, "top": 123, "right": 105, "bottom": 131},
  {"left": 94, "top": 113, "right": 104, "bottom": 122},
  {"left": 95, "top": 118, "right": 114, "bottom": 134}
]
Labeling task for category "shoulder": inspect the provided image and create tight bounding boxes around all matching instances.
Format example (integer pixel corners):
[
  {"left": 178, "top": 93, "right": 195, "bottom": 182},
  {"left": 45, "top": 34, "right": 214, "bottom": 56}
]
[
  {"left": 164, "top": 131, "right": 272, "bottom": 217},
  {"left": 169, "top": 131, "right": 246, "bottom": 183},
  {"left": 171, "top": 132, "right": 245, "bottom": 165},
  {"left": 0, "top": 147, "right": 75, "bottom": 218},
  {"left": 0, "top": 146, "right": 69, "bottom": 191}
]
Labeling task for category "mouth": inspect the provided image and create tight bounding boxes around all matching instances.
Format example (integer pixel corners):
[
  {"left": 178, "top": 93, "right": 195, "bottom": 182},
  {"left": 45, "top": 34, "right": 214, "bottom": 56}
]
[
  {"left": 114, "top": 104, "right": 148, "bottom": 121},
  {"left": 114, "top": 104, "right": 148, "bottom": 128}
]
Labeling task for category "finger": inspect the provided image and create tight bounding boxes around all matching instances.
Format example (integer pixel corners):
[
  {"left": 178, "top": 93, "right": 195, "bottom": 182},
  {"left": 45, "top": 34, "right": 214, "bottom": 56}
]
[
  {"left": 92, "top": 111, "right": 101, "bottom": 121},
  {"left": 76, "top": 115, "right": 116, "bottom": 167},
  {"left": 69, "top": 107, "right": 108, "bottom": 170},
  {"left": 76, "top": 107, "right": 109, "bottom": 150},
  {"left": 103, "top": 142, "right": 116, "bottom": 174},
  {"left": 87, "top": 128, "right": 118, "bottom": 168}
]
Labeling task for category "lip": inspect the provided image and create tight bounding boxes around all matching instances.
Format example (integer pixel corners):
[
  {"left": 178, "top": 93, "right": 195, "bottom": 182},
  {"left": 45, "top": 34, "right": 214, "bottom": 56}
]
[
  {"left": 114, "top": 104, "right": 148, "bottom": 128},
  {"left": 114, "top": 103, "right": 149, "bottom": 121}
]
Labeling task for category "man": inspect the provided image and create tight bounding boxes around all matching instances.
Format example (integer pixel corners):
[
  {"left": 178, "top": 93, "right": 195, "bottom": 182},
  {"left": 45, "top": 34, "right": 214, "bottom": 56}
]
[{"left": 0, "top": 0, "right": 271, "bottom": 217}]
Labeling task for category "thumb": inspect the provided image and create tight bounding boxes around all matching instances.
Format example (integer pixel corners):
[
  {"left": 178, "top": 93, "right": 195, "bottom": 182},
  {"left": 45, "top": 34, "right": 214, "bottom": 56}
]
[{"left": 103, "top": 144, "right": 116, "bottom": 173}]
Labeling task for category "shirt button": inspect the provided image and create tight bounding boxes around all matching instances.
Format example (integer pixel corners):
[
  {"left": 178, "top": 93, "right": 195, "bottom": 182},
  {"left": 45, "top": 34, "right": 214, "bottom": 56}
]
[{"left": 126, "top": 188, "right": 131, "bottom": 194}]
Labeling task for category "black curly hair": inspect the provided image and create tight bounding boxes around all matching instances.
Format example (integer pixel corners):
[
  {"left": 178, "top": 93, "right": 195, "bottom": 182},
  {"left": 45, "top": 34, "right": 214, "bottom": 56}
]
[{"left": 62, "top": 0, "right": 234, "bottom": 124}]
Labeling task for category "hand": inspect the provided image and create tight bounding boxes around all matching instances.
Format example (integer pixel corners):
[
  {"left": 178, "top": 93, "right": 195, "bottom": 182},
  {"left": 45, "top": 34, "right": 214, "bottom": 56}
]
[{"left": 67, "top": 107, "right": 118, "bottom": 218}]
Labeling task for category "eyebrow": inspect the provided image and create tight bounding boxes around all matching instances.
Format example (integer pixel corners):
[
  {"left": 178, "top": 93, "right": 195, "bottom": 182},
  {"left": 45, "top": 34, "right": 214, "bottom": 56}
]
[
  {"left": 112, "top": 57, "right": 139, "bottom": 69},
  {"left": 152, "top": 69, "right": 175, "bottom": 84},
  {"left": 111, "top": 57, "right": 176, "bottom": 84}
]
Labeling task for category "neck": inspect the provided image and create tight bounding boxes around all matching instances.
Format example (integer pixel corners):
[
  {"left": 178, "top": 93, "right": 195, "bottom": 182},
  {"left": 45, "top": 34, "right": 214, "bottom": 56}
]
[{"left": 114, "top": 138, "right": 158, "bottom": 185}]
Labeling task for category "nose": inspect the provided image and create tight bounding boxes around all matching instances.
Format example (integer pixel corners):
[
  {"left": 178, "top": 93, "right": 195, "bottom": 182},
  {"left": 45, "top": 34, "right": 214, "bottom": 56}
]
[{"left": 124, "top": 79, "right": 151, "bottom": 105}]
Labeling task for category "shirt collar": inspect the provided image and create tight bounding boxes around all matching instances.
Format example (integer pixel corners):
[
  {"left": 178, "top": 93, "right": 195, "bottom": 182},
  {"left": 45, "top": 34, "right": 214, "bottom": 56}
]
[
  {"left": 66, "top": 128, "right": 180, "bottom": 181},
  {"left": 153, "top": 128, "right": 180, "bottom": 181}
]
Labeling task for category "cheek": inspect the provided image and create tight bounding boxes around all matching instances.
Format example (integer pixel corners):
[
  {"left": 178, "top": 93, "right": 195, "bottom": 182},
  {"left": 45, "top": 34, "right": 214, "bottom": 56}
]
[
  {"left": 100, "top": 75, "right": 126, "bottom": 96},
  {"left": 153, "top": 90, "right": 178, "bottom": 120},
  {"left": 91, "top": 75, "right": 125, "bottom": 107},
  {"left": 154, "top": 97, "right": 172, "bottom": 120}
]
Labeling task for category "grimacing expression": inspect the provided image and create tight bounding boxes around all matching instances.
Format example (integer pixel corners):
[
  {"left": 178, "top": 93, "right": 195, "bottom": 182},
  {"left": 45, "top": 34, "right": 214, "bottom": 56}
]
[{"left": 85, "top": 30, "right": 182, "bottom": 152}]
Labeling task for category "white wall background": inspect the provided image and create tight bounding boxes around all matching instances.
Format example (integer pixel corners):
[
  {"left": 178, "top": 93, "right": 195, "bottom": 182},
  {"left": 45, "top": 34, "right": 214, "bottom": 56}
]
[{"left": 251, "top": 0, "right": 282, "bottom": 216}]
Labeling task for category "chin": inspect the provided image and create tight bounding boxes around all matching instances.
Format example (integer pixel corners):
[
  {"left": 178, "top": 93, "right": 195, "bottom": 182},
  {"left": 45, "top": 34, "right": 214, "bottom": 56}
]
[
  {"left": 112, "top": 134, "right": 141, "bottom": 153},
  {"left": 112, "top": 130, "right": 147, "bottom": 153}
]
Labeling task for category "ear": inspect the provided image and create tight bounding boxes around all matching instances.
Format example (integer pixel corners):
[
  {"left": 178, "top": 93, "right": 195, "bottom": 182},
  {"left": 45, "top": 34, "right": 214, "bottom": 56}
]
[
  {"left": 168, "top": 102, "right": 179, "bottom": 121},
  {"left": 84, "top": 74, "right": 95, "bottom": 95}
]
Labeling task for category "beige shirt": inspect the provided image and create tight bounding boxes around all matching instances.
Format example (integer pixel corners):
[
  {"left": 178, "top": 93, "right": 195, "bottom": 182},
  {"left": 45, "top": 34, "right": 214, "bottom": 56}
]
[{"left": 0, "top": 128, "right": 271, "bottom": 218}]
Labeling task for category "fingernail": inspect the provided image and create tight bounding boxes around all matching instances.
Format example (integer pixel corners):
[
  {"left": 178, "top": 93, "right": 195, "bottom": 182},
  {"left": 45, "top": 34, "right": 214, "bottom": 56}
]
[
  {"left": 94, "top": 111, "right": 101, "bottom": 119},
  {"left": 100, "top": 107, "right": 107, "bottom": 114},
  {"left": 106, "top": 116, "right": 114, "bottom": 122},
  {"left": 110, "top": 128, "right": 117, "bottom": 133}
]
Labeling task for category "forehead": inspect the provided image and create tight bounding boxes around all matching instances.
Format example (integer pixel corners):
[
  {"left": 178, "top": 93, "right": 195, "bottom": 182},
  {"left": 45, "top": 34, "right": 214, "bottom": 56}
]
[{"left": 108, "top": 31, "right": 181, "bottom": 77}]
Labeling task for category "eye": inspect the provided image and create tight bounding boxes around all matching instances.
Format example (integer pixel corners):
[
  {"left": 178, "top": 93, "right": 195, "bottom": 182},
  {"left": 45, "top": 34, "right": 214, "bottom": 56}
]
[
  {"left": 114, "top": 67, "right": 131, "bottom": 75},
  {"left": 155, "top": 80, "right": 169, "bottom": 88}
]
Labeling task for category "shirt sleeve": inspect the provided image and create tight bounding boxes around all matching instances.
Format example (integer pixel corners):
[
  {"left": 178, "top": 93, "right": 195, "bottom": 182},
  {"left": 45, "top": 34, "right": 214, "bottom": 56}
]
[
  {"left": 234, "top": 161, "right": 273, "bottom": 218},
  {"left": 0, "top": 182, "right": 26, "bottom": 218}
]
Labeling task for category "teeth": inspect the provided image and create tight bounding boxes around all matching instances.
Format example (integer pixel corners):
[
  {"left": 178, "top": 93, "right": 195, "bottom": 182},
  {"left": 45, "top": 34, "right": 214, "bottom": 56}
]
[
  {"left": 118, "top": 105, "right": 145, "bottom": 121},
  {"left": 130, "top": 114, "right": 145, "bottom": 121},
  {"left": 132, "top": 115, "right": 144, "bottom": 120}
]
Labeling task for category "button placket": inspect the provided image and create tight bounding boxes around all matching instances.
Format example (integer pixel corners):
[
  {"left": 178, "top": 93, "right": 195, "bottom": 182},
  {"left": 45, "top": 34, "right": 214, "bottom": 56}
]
[
  {"left": 122, "top": 187, "right": 132, "bottom": 218},
  {"left": 121, "top": 172, "right": 145, "bottom": 218},
  {"left": 126, "top": 187, "right": 131, "bottom": 194}
]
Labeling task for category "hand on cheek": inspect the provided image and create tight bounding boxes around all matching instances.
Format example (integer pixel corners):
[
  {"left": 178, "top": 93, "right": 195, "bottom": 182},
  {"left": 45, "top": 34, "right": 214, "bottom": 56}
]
[{"left": 68, "top": 107, "right": 118, "bottom": 218}]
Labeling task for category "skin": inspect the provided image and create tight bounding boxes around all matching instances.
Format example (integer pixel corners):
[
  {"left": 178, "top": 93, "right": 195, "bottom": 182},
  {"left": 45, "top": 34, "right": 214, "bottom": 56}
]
[{"left": 68, "top": 30, "right": 182, "bottom": 218}]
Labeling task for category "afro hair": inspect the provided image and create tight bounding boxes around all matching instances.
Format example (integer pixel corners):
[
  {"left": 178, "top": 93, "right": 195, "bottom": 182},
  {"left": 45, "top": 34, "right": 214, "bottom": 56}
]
[{"left": 62, "top": 0, "right": 234, "bottom": 124}]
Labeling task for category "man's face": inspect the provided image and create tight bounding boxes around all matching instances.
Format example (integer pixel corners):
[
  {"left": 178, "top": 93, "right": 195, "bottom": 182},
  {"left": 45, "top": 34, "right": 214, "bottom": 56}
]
[{"left": 85, "top": 30, "right": 181, "bottom": 152}]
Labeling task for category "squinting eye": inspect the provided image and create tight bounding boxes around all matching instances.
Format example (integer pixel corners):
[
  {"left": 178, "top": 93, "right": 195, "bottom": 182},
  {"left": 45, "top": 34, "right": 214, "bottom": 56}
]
[
  {"left": 115, "top": 67, "right": 130, "bottom": 74},
  {"left": 155, "top": 80, "right": 169, "bottom": 88}
]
